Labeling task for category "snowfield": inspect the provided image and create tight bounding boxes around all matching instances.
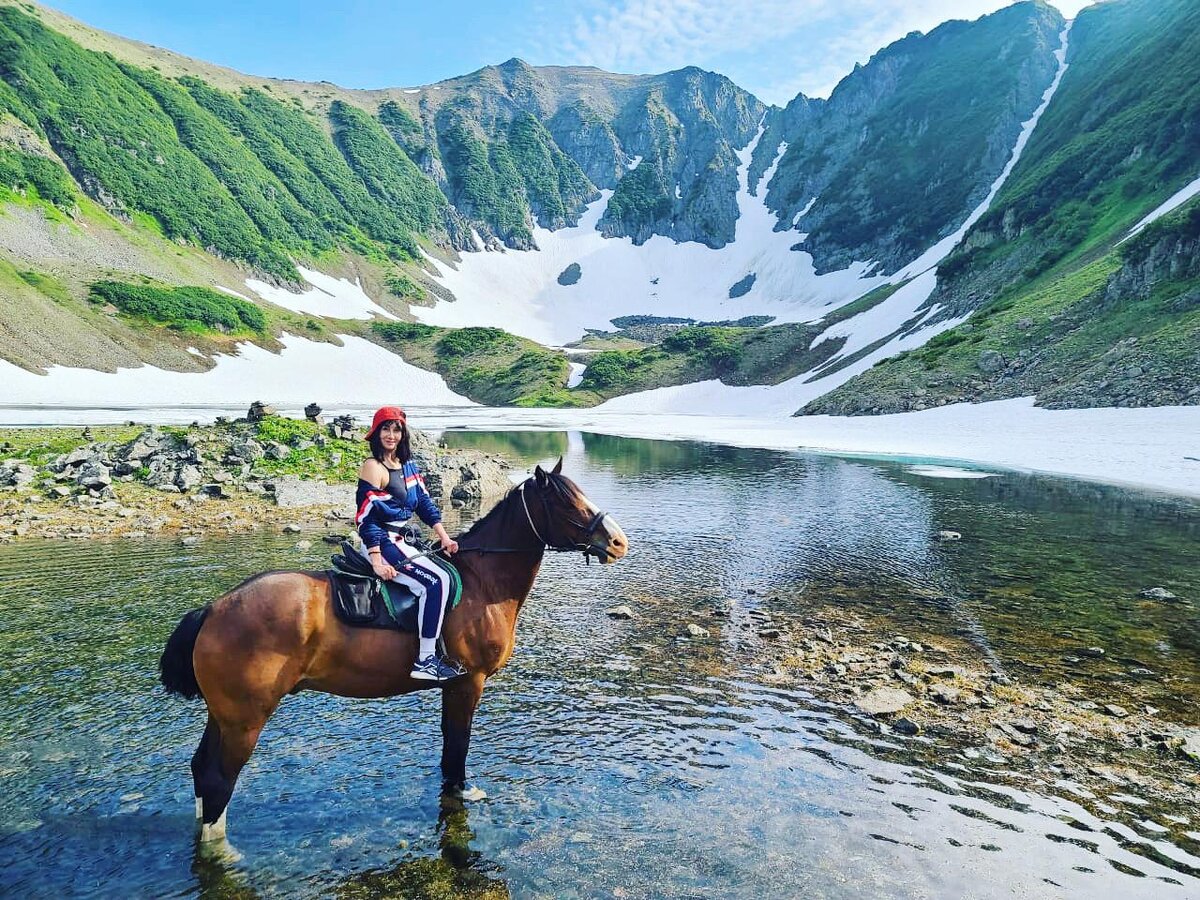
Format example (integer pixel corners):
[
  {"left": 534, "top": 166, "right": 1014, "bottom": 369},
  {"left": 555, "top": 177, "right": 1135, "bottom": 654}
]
[
  {"left": 244, "top": 266, "right": 397, "bottom": 320},
  {"left": 0, "top": 335, "right": 472, "bottom": 407}
]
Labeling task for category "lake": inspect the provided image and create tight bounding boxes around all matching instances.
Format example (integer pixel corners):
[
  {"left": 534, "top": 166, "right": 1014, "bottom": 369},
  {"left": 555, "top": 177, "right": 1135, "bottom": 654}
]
[{"left": 1, "top": 431, "right": 1198, "bottom": 897}]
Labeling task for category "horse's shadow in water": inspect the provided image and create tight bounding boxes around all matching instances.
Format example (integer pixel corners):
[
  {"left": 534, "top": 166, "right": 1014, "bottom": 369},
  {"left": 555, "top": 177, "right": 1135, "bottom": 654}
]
[{"left": 191, "top": 802, "right": 509, "bottom": 900}]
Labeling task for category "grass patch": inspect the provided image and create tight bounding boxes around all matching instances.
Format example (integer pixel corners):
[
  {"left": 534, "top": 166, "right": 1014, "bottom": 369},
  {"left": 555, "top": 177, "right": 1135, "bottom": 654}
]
[{"left": 90, "top": 280, "right": 267, "bottom": 335}]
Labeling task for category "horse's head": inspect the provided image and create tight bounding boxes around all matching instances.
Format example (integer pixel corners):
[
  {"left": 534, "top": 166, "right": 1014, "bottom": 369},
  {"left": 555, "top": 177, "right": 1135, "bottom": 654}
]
[{"left": 523, "top": 458, "right": 628, "bottom": 563}]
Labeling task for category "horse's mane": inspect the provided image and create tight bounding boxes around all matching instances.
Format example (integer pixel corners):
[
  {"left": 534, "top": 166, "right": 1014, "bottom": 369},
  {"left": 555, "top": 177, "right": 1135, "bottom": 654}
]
[{"left": 455, "top": 471, "right": 579, "bottom": 547}]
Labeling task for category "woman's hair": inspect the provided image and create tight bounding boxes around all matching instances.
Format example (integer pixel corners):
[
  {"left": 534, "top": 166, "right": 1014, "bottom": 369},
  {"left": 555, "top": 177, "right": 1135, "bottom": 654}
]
[{"left": 368, "top": 419, "right": 411, "bottom": 464}]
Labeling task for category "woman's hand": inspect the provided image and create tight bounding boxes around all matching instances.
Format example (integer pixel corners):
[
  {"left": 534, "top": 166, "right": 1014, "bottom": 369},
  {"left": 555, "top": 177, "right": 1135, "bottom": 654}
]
[
  {"left": 433, "top": 523, "right": 458, "bottom": 556},
  {"left": 371, "top": 558, "right": 397, "bottom": 580}
]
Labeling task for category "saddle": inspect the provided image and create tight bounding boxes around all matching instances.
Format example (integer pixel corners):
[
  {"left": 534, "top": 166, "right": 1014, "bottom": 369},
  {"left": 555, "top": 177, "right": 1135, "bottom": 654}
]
[{"left": 327, "top": 540, "right": 462, "bottom": 632}]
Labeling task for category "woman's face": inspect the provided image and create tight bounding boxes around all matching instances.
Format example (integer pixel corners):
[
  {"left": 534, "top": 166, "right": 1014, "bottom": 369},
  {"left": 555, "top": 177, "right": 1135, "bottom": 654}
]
[{"left": 378, "top": 420, "right": 404, "bottom": 451}]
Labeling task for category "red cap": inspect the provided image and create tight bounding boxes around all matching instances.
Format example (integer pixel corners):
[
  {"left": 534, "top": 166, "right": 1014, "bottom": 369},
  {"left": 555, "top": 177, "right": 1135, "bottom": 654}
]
[{"left": 366, "top": 406, "right": 406, "bottom": 441}]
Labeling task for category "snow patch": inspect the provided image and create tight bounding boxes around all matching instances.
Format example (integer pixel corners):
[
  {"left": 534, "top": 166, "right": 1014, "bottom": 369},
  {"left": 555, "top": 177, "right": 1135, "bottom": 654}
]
[
  {"left": 674, "top": 184, "right": 681, "bottom": 200},
  {"left": 905, "top": 464, "right": 998, "bottom": 479},
  {"left": 244, "top": 266, "right": 398, "bottom": 320},
  {"left": 185, "top": 347, "right": 205, "bottom": 357},
  {"left": 567, "top": 362, "right": 586, "bottom": 388},
  {"left": 403, "top": 89, "right": 419, "bottom": 94},
  {"left": 418, "top": 131, "right": 889, "bottom": 345},
  {"left": 626, "top": 155, "right": 643, "bottom": 171},
  {"left": 0, "top": 335, "right": 473, "bottom": 407},
  {"left": 1121, "top": 174, "right": 1200, "bottom": 243},
  {"left": 793, "top": 196, "right": 817, "bottom": 225}
]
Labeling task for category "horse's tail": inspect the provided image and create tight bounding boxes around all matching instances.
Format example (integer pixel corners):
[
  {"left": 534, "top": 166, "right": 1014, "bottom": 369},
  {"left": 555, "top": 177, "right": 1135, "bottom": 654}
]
[{"left": 159, "top": 605, "right": 211, "bottom": 700}]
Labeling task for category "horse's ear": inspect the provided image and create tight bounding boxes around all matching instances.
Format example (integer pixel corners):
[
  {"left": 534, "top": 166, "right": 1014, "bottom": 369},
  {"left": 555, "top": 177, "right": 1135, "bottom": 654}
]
[
  {"left": 551, "top": 456, "right": 563, "bottom": 475},
  {"left": 534, "top": 464, "right": 548, "bottom": 487}
]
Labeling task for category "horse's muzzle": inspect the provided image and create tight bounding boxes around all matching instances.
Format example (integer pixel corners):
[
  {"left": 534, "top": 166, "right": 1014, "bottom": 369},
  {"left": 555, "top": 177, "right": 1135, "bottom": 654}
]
[{"left": 591, "top": 514, "right": 628, "bottom": 564}]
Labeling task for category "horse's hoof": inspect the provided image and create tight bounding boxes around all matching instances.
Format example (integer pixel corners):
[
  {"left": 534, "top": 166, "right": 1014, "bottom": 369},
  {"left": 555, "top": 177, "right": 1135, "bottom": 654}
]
[
  {"left": 198, "top": 810, "right": 228, "bottom": 843},
  {"left": 196, "top": 836, "right": 243, "bottom": 864},
  {"left": 459, "top": 785, "right": 487, "bottom": 803}
]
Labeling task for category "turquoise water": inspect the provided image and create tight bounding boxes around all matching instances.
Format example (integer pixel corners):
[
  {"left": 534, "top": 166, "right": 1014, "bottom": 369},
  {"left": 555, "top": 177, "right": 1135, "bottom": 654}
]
[{"left": 1, "top": 432, "right": 1198, "bottom": 897}]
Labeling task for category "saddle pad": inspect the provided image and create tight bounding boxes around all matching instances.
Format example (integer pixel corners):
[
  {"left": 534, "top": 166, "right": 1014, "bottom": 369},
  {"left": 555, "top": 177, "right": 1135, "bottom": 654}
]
[
  {"left": 326, "top": 541, "right": 463, "bottom": 631},
  {"left": 328, "top": 570, "right": 419, "bottom": 632}
]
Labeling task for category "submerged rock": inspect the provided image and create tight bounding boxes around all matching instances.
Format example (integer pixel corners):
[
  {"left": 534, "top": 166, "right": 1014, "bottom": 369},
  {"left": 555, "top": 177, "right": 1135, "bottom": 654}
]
[{"left": 1139, "top": 587, "right": 1177, "bottom": 601}]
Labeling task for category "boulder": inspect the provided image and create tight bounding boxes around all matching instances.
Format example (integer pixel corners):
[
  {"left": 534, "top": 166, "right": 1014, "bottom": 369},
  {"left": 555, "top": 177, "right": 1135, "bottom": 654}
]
[
  {"left": 304, "top": 403, "right": 323, "bottom": 421},
  {"left": 247, "top": 401, "right": 276, "bottom": 422},
  {"left": 265, "top": 441, "right": 291, "bottom": 461},
  {"left": 686, "top": 623, "right": 710, "bottom": 638},
  {"left": 75, "top": 461, "right": 112, "bottom": 489},
  {"left": 855, "top": 687, "right": 915, "bottom": 716},
  {"left": 228, "top": 439, "right": 265, "bottom": 463},
  {"left": 605, "top": 605, "right": 635, "bottom": 620},
  {"left": 977, "top": 350, "right": 1005, "bottom": 374},
  {"left": 175, "top": 465, "right": 203, "bottom": 492},
  {"left": 1139, "top": 587, "right": 1177, "bottom": 601}
]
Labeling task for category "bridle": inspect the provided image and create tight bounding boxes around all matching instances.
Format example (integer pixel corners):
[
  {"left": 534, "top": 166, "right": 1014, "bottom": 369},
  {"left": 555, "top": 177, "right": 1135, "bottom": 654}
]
[{"left": 458, "top": 476, "right": 616, "bottom": 564}]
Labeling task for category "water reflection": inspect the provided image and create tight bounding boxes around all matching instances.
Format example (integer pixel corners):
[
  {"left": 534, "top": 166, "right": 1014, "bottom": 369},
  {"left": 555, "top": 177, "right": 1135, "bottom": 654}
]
[{"left": 2, "top": 432, "right": 1198, "bottom": 897}]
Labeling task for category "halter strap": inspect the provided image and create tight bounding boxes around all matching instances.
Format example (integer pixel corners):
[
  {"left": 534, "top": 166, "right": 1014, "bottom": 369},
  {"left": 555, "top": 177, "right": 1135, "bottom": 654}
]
[{"left": 518, "top": 482, "right": 548, "bottom": 546}]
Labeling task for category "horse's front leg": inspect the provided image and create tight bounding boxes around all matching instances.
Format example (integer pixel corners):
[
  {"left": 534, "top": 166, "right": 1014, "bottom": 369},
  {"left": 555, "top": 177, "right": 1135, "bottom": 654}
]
[{"left": 440, "top": 672, "right": 487, "bottom": 801}]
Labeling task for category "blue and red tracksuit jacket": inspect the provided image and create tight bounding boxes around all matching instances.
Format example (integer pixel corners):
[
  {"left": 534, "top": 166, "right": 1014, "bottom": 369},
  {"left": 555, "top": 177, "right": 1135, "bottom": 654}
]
[{"left": 355, "top": 461, "right": 442, "bottom": 568}]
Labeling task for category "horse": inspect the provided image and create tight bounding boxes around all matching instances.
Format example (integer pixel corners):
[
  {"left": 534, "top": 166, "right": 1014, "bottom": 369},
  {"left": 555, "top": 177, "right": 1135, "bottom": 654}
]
[{"left": 158, "top": 460, "right": 628, "bottom": 843}]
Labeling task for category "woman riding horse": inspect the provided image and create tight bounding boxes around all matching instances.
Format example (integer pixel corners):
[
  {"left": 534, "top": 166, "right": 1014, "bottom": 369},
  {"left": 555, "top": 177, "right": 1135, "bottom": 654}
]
[
  {"left": 160, "top": 457, "right": 628, "bottom": 844},
  {"left": 357, "top": 406, "right": 463, "bottom": 682}
]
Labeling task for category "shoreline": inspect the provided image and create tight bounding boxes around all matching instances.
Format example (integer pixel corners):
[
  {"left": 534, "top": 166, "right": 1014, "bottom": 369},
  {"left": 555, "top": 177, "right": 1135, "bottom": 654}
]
[{"left": 3, "top": 398, "right": 1197, "bottom": 500}]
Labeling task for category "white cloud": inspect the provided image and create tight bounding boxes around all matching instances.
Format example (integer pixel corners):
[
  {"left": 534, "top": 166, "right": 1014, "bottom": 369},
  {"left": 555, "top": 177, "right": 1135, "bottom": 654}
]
[{"left": 540, "top": 0, "right": 1093, "bottom": 104}]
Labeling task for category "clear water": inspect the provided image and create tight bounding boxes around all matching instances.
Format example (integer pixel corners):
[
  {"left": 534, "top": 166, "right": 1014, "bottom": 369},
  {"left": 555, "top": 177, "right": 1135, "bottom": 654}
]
[{"left": 1, "top": 432, "right": 1198, "bottom": 898}]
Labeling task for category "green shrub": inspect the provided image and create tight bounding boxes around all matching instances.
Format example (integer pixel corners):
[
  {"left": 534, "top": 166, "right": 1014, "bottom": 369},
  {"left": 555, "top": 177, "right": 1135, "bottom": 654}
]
[
  {"left": 373, "top": 320, "right": 437, "bottom": 342},
  {"left": 436, "top": 327, "right": 513, "bottom": 357},
  {"left": 90, "top": 280, "right": 266, "bottom": 334}
]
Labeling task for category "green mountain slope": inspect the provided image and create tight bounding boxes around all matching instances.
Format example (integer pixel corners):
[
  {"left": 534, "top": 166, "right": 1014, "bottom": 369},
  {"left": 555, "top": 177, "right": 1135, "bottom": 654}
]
[
  {"left": 762, "top": 1, "right": 1065, "bottom": 275},
  {"left": 805, "top": 0, "right": 1200, "bottom": 415}
]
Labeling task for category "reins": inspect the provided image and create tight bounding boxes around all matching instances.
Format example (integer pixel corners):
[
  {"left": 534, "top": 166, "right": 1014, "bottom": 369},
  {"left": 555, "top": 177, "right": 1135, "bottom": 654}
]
[{"left": 452, "top": 477, "right": 613, "bottom": 563}]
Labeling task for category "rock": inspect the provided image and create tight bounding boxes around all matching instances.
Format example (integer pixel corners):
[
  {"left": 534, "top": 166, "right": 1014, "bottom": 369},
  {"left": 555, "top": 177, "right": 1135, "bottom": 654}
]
[
  {"left": 201, "top": 484, "right": 230, "bottom": 500},
  {"left": 176, "top": 465, "right": 203, "bottom": 492},
  {"left": 936, "top": 530, "right": 962, "bottom": 542},
  {"left": 929, "top": 684, "right": 961, "bottom": 705},
  {"left": 0, "top": 462, "right": 36, "bottom": 488},
  {"left": 686, "top": 623, "right": 710, "bottom": 638},
  {"left": 272, "top": 475, "right": 346, "bottom": 509},
  {"left": 855, "top": 687, "right": 915, "bottom": 716},
  {"left": 1081, "top": 646, "right": 1106, "bottom": 658},
  {"left": 893, "top": 718, "right": 922, "bottom": 736},
  {"left": 1010, "top": 718, "right": 1038, "bottom": 734},
  {"left": 1176, "top": 728, "right": 1200, "bottom": 762},
  {"left": 247, "top": 401, "right": 276, "bottom": 422},
  {"left": 977, "top": 350, "right": 1005, "bottom": 374},
  {"left": 322, "top": 533, "right": 347, "bottom": 544},
  {"left": 1139, "top": 587, "right": 1177, "bottom": 601},
  {"left": 228, "top": 439, "right": 265, "bottom": 463},
  {"left": 1015, "top": 318, "right": 1034, "bottom": 330},
  {"left": 1104, "top": 704, "right": 1129, "bottom": 718},
  {"left": 294, "top": 540, "right": 312, "bottom": 550},
  {"left": 758, "top": 628, "right": 782, "bottom": 639},
  {"left": 181, "top": 536, "right": 200, "bottom": 546},
  {"left": 282, "top": 524, "right": 302, "bottom": 534},
  {"left": 605, "top": 605, "right": 635, "bottom": 620},
  {"left": 304, "top": 403, "right": 323, "bottom": 421},
  {"left": 75, "top": 461, "right": 111, "bottom": 489},
  {"left": 265, "top": 441, "right": 291, "bottom": 461}
]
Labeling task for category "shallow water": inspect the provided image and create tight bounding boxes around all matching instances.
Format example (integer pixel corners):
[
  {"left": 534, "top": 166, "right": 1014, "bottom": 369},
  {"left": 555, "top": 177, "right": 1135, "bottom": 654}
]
[{"left": 1, "top": 432, "right": 1198, "bottom": 897}]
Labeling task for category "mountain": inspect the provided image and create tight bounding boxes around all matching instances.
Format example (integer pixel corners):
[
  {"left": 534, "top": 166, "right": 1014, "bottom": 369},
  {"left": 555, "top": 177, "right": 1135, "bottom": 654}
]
[
  {"left": 0, "top": 0, "right": 1195, "bottom": 418},
  {"left": 803, "top": 0, "right": 1200, "bottom": 414}
]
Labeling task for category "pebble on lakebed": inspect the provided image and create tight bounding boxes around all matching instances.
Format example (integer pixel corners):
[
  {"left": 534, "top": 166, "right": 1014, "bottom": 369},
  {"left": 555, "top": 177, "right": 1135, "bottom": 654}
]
[{"left": 744, "top": 603, "right": 1200, "bottom": 809}]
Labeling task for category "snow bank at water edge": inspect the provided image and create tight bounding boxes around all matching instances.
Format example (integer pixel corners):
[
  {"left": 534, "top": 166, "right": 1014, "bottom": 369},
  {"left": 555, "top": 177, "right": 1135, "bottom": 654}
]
[
  {"left": 407, "top": 400, "right": 1200, "bottom": 499},
  {"left": 244, "top": 266, "right": 397, "bottom": 320},
  {"left": 0, "top": 335, "right": 473, "bottom": 407}
]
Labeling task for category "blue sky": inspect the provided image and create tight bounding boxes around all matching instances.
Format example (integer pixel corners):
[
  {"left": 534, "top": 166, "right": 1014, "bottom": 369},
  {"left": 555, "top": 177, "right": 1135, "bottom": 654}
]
[{"left": 48, "top": 0, "right": 1093, "bottom": 105}]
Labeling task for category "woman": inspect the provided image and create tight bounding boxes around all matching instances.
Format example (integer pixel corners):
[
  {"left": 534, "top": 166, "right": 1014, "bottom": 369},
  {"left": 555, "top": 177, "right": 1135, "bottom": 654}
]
[{"left": 355, "top": 406, "right": 464, "bottom": 682}]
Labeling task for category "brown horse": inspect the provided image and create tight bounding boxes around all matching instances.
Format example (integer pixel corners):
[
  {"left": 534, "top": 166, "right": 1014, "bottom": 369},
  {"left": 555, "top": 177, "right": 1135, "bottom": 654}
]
[{"left": 159, "top": 460, "right": 628, "bottom": 843}]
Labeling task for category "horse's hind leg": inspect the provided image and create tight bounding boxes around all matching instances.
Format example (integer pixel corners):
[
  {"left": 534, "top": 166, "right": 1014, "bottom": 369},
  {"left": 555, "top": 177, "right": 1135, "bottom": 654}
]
[
  {"left": 190, "top": 716, "right": 219, "bottom": 821},
  {"left": 196, "top": 714, "right": 269, "bottom": 842}
]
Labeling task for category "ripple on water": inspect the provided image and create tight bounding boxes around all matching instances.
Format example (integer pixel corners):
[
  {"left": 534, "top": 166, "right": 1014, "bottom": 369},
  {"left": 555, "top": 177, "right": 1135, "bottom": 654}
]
[{"left": 2, "top": 433, "right": 1199, "bottom": 897}]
